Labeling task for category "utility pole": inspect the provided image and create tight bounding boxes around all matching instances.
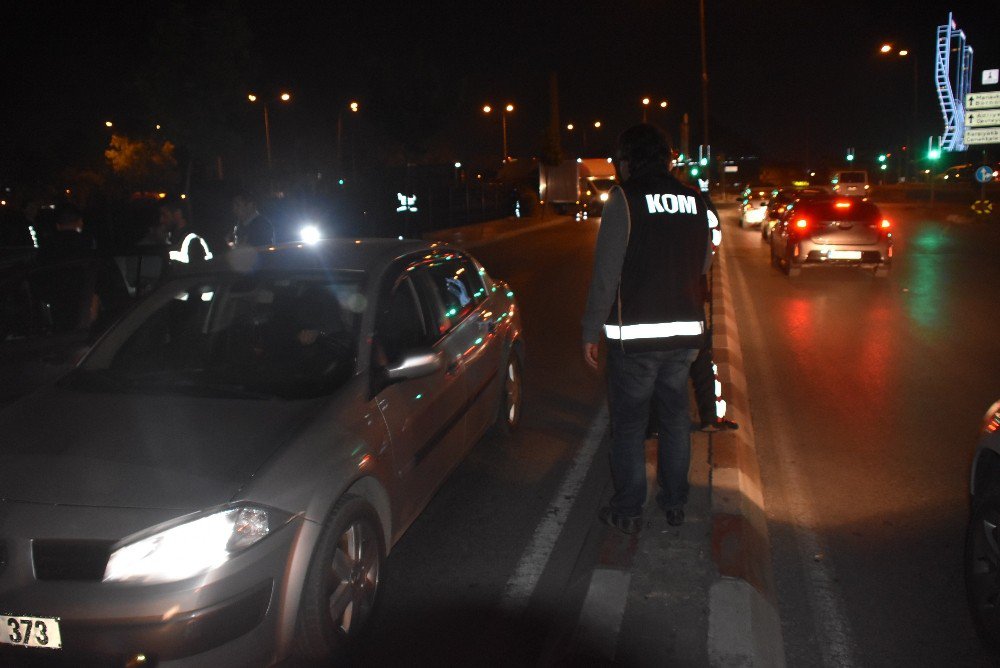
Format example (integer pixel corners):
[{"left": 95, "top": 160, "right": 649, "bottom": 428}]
[{"left": 699, "top": 0, "right": 710, "bottom": 148}]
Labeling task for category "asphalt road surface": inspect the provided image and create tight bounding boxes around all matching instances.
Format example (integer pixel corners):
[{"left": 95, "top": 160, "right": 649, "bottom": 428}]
[{"left": 725, "top": 201, "right": 1000, "bottom": 667}]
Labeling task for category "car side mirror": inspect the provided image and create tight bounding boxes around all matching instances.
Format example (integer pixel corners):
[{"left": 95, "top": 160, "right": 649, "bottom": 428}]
[{"left": 384, "top": 349, "right": 443, "bottom": 383}]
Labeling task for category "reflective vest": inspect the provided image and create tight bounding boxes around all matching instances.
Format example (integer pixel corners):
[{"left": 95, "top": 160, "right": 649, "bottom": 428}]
[
  {"left": 168, "top": 232, "right": 213, "bottom": 264},
  {"left": 604, "top": 167, "right": 712, "bottom": 352}
]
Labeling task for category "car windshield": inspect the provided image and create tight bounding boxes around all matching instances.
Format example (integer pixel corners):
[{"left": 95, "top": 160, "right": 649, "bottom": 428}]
[
  {"left": 838, "top": 172, "right": 866, "bottom": 184},
  {"left": 796, "top": 200, "right": 880, "bottom": 222},
  {"left": 66, "top": 271, "right": 365, "bottom": 399},
  {"left": 590, "top": 178, "right": 616, "bottom": 190}
]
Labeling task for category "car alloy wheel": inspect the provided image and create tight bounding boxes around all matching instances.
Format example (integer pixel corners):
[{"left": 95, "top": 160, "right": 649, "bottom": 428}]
[
  {"left": 966, "top": 489, "right": 1000, "bottom": 650},
  {"left": 495, "top": 352, "right": 523, "bottom": 434},
  {"left": 296, "top": 495, "right": 385, "bottom": 659}
]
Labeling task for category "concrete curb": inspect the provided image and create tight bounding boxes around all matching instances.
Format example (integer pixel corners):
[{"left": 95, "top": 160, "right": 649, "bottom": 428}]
[{"left": 707, "top": 241, "right": 786, "bottom": 667}]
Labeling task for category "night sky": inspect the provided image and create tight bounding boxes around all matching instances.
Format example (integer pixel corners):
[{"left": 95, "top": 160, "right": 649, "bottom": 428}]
[{"left": 2, "top": 1, "right": 998, "bottom": 187}]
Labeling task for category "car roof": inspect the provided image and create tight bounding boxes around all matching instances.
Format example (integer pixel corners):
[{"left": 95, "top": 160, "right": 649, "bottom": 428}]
[{"left": 170, "top": 238, "right": 460, "bottom": 277}]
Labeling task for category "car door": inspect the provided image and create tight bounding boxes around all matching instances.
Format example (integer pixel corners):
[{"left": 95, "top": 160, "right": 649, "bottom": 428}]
[
  {"left": 372, "top": 262, "right": 469, "bottom": 518},
  {"left": 420, "top": 253, "right": 502, "bottom": 444}
]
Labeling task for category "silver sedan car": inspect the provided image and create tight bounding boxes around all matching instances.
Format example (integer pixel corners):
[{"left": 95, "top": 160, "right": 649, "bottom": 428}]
[
  {"left": 0, "top": 239, "right": 524, "bottom": 665},
  {"left": 768, "top": 197, "right": 893, "bottom": 277},
  {"left": 965, "top": 399, "right": 1000, "bottom": 652}
]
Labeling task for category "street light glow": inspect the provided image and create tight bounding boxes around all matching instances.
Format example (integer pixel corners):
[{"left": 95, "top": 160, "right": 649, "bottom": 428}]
[
  {"left": 280, "top": 93, "right": 291, "bottom": 101},
  {"left": 104, "top": 121, "right": 113, "bottom": 128},
  {"left": 483, "top": 105, "right": 492, "bottom": 114},
  {"left": 880, "top": 43, "right": 893, "bottom": 53},
  {"left": 898, "top": 49, "right": 909, "bottom": 56},
  {"left": 642, "top": 97, "right": 651, "bottom": 106},
  {"left": 350, "top": 101, "right": 359, "bottom": 112},
  {"left": 660, "top": 101, "right": 667, "bottom": 108},
  {"left": 594, "top": 121, "right": 601, "bottom": 128},
  {"left": 248, "top": 94, "right": 257, "bottom": 102},
  {"left": 505, "top": 104, "right": 514, "bottom": 112},
  {"left": 566, "top": 123, "right": 574, "bottom": 131}
]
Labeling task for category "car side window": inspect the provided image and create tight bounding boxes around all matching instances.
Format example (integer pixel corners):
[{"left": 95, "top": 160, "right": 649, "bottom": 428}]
[
  {"left": 421, "top": 256, "right": 486, "bottom": 337},
  {"left": 374, "top": 273, "right": 430, "bottom": 366}
]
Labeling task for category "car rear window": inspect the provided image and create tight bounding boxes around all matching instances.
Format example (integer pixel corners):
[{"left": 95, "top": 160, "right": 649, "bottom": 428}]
[
  {"left": 797, "top": 201, "right": 879, "bottom": 221},
  {"left": 838, "top": 172, "right": 866, "bottom": 184}
]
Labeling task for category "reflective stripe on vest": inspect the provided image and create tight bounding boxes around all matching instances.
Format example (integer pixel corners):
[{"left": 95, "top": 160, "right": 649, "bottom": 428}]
[
  {"left": 168, "top": 232, "right": 214, "bottom": 263},
  {"left": 604, "top": 321, "right": 704, "bottom": 340}
]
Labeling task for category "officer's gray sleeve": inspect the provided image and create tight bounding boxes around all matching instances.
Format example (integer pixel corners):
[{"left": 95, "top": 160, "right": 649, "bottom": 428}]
[{"left": 581, "top": 188, "right": 629, "bottom": 344}]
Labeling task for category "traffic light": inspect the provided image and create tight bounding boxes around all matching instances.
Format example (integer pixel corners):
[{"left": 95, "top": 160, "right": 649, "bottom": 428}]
[
  {"left": 689, "top": 166, "right": 700, "bottom": 177},
  {"left": 846, "top": 151, "right": 855, "bottom": 162},
  {"left": 877, "top": 154, "right": 887, "bottom": 163},
  {"left": 928, "top": 148, "right": 941, "bottom": 160},
  {"left": 699, "top": 157, "right": 708, "bottom": 166}
]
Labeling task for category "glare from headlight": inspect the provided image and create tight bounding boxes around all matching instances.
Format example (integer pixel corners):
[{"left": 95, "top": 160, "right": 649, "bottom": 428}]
[
  {"left": 104, "top": 507, "right": 275, "bottom": 584},
  {"left": 300, "top": 224, "right": 322, "bottom": 244},
  {"left": 599, "top": 192, "right": 609, "bottom": 202}
]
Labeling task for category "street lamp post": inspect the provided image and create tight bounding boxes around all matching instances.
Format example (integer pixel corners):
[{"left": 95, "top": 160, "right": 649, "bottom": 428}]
[
  {"left": 483, "top": 103, "right": 515, "bottom": 161},
  {"left": 337, "top": 100, "right": 360, "bottom": 180},
  {"left": 248, "top": 92, "right": 291, "bottom": 171},
  {"left": 878, "top": 43, "right": 918, "bottom": 181}
]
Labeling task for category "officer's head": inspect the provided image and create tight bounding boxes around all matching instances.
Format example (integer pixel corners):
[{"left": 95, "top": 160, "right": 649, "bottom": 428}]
[
  {"left": 158, "top": 197, "right": 188, "bottom": 231},
  {"left": 616, "top": 123, "right": 673, "bottom": 180}
]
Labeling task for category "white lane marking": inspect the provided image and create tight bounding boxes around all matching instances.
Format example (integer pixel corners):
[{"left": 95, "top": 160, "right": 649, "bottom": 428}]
[
  {"left": 728, "top": 233, "right": 857, "bottom": 668},
  {"left": 500, "top": 402, "right": 610, "bottom": 613},
  {"left": 574, "top": 568, "right": 631, "bottom": 660}
]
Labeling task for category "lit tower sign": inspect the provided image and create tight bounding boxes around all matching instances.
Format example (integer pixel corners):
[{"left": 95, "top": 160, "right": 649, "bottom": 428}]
[{"left": 935, "top": 12, "right": 974, "bottom": 151}]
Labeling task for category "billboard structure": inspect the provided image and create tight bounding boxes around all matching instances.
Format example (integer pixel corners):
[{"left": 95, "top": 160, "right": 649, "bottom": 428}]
[{"left": 936, "top": 12, "right": 974, "bottom": 151}]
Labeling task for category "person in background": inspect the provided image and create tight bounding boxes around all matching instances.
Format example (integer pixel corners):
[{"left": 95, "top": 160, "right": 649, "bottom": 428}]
[
  {"left": 581, "top": 123, "right": 713, "bottom": 534},
  {"left": 160, "top": 198, "right": 212, "bottom": 265},
  {"left": 230, "top": 190, "right": 275, "bottom": 247},
  {"left": 35, "top": 202, "right": 97, "bottom": 263}
]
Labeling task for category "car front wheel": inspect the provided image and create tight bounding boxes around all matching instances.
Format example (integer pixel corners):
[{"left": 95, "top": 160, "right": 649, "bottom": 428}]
[
  {"left": 295, "top": 495, "right": 385, "bottom": 660},
  {"left": 966, "top": 488, "right": 1000, "bottom": 651}
]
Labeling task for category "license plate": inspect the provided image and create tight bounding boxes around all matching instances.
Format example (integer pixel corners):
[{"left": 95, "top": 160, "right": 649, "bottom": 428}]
[
  {"left": 1, "top": 614, "right": 62, "bottom": 649},
  {"left": 828, "top": 250, "right": 862, "bottom": 260}
]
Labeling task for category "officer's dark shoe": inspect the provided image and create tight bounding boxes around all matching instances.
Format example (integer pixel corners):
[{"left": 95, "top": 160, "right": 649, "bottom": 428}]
[
  {"left": 599, "top": 506, "right": 642, "bottom": 535},
  {"left": 665, "top": 508, "right": 685, "bottom": 526},
  {"left": 699, "top": 418, "right": 739, "bottom": 433}
]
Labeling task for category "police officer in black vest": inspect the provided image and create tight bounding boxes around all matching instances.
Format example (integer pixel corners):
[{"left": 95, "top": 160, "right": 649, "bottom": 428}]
[{"left": 582, "top": 124, "right": 713, "bottom": 533}]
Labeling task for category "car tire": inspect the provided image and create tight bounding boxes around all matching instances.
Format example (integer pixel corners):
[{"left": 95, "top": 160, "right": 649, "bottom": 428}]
[
  {"left": 785, "top": 247, "right": 800, "bottom": 277},
  {"left": 295, "top": 495, "right": 385, "bottom": 661},
  {"left": 738, "top": 216, "right": 745, "bottom": 229},
  {"left": 966, "top": 486, "right": 1000, "bottom": 652},
  {"left": 873, "top": 264, "right": 889, "bottom": 278},
  {"left": 769, "top": 243, "right": 780, "bottom": 269},
  {"left": 493, "top": 350, "right": 523, "bottom": 435}
]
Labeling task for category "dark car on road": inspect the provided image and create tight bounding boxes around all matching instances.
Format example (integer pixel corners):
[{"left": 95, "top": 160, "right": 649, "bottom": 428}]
[
  {"left": 0, "top": 239, "right": 524, "bottom": 665},
  {"left": 768, "top": 197, "right": 893, "bottom": 277},
  {"left": 760, "top": 186, "right": 830, "bottom": 242},
  {"left": 965, "top": 399, "right": 1000, "bottom": 652}
]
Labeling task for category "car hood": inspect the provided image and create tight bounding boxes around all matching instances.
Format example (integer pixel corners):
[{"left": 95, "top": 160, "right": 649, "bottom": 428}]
[{"left": 0, "top": 386, "right": 324, "bottom": 510}]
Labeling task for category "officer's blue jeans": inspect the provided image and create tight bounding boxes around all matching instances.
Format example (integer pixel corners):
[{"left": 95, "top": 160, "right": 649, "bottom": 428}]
[{"left": 606, "top": 346, "right": 698, "bottom": 518}]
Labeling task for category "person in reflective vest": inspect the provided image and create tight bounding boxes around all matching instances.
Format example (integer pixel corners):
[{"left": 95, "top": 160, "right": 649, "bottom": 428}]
[
  {"left": 160, "top": 198, "right": 213, "bottom": 265},
  {"left": 581, "top": 123, "right": 712, "bottom": 533}
]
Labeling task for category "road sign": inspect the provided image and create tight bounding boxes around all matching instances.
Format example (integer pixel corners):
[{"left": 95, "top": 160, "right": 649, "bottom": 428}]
[
  {"left": 967, "top": 109, "right": 1000, "bottom": 127},
  {"left": 972, "top": 200, "right": 994, "bottom": 216},
  {"left": 965, "top": 126, "right": 1000, "bottom": 145},
  {"left": 966, "top": 91, "right": 1000, "bottom": 110},
  {"left": 976, "top": 166, "right": 995, "bottom": 183},
  {"left": 985, "top": 69, "right": 999, "bottom": 86}
]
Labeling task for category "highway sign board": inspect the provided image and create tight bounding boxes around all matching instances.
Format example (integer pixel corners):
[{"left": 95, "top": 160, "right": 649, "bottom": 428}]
[
  {"left": 966, "top": 91, "right": 1000, "bottom": 110},
  {"left": 976, "top": 165, "right": 995, "bottom": 183},
  {"left": 967, "top": 109, "right": 1000, "bottom": 127},
  {"left": 965, "top": 126, "right": 1000, "bottom": 145},
  {"left": 985, "top": 69, "right": 999, "bottom": 86}
]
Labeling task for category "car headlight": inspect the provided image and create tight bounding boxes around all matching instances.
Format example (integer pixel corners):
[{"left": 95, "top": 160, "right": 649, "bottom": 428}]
[
  {"left": 103, "top": 505, "right": 290, "bottom": 584},
  {"left": 300, "top": 224, "right": 322, "bottom": 244},
  {"left": 983, "top": 400, "right": 1000, "bottom": 435},
  {"left": 599, "top": 192, "right": 609, "bottom": 202}
]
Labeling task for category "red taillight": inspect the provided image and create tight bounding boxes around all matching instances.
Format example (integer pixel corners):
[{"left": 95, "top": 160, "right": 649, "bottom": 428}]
[
  {"left": 835, "top": 200, "right": 852, "bottom": 209},
  {"left": 880, "top": 219, "right": 891, "bottom": 229},
  {"left": 795, "top": 218, "right": 809, "bottom": 229}
]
